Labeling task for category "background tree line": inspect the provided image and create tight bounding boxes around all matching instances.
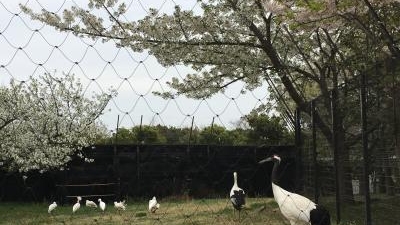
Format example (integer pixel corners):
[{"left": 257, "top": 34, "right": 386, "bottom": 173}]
[{"left": 98, "top": 111, "right": 294, "bottom": 146}]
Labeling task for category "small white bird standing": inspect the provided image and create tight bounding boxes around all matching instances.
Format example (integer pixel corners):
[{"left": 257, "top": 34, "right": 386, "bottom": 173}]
[
  {"left": 230, "top": 172, "right": 245, "bottom": 221},
  {"left": 148, "top": 196, "right": 160, "bottom": 213},
  {"left": 98, "top": 198, "right": 106, "bottom": 212},
  {"left": 114, "top": 200, "right": 126, "bottom": 211},
  {"left": 86, "top": 199, "right": 98, "bottom": 208},
  {"left": 48, "top": 202, "right": 57, "bottom": 214},
  {"left": 258, "top": 155, "right": 331, "bottom": 225},
  {"left": 72, "top": 196, "right": 82, "bottom": 213}
]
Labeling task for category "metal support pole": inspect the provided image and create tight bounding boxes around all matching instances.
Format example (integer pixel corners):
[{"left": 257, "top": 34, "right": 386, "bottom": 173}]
[
  {"left": 311, "top": 100, "right": 319, "bottom": 204},
  {"left": 136, "top": 115, "right": 143, "bottom": 193},
  {"left": 208, "top": 117, "right": 215, "bottom": 158},
  {"left": 360, "top": 73, "right": 372, "bottom": 225},
  {"left": 114, "top": 115, "right": 120, "bottom": 198},
  {"left": 330, "top": 89, "right": 341, "bottom": 223},
  {"left": 391, "top": 57, "right": 399, "bottom": 150},
  {"left": 295, "top": 108, "right": 303, "bottom": 192},
  {"left": 187, "top": 116, "right": 195, "bottom": 153}
]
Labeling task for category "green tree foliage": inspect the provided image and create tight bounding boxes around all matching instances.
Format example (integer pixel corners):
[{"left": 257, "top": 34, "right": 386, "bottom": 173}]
[
  {"left": 198, "top": 125, "right": 235, "bottom": 145},
  {"left": 245, "top": 112, "right": 293, "bottom": 145},
  {"left": 156, "top": 125, "right": 195, "bottom": 144},
  {"left": 113, "top": 127, "right": 132, "bottom": 144},
  {"left": 131, "top": 125, "right": 167, "bottom": 144},
  {"left": 99, "top": 115, "right": 292, "bottom": 146}
]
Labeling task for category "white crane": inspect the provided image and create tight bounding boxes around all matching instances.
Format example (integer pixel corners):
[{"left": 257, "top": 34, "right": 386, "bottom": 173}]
[
  {"left": 72, "top": 196, "right": 82, "bottom": 213},
  {"left": 114, "top": 200, "right": 126, "bottom": 211},
  {"left": 148, "top": 196, "right": 160, "bottom": 213},
  {"left": 230, "top": 172, "right": 245, "bottom": 221},
  {"left": 98, "top": 198, "right": 106, "bottom": 212},
  {"left": 259, "top": 155, "right": 331, "bottom": 225},
  {"left": 86, "top": 199, "right": 97, "bottom": 208},
  {"left": 48, "top": 202, "right": 57, "bottom": 214}
]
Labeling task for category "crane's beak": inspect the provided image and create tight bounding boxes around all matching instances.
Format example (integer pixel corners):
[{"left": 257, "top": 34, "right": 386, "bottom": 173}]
[{"left": 258, "top": 157, "right": 273, "bottom": 164}]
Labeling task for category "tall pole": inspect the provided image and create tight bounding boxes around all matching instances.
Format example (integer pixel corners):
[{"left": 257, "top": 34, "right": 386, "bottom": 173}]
[
  {"left": 360, "top": 73, "right": 372, "bottom": 225},
  {"left": 208, "top": 117, "right": 215, "bottom": 158},
  {"left": 114, "top": 115, "right": 120, "bottom": 198},
  {"left": 330, "top": 89, "right": 341, "bottom": 223},
  {"left": 136, "top": 115, "right": 143, "bottom": 194},
  {"left": 295, "top": 108, "right": 303, "bottom": 192},
  {"left": 311, "top": 100, "right": 319, "bottom": 204},
  {"left": 188, "top": 116, "right": 195, "bottom": 151}
]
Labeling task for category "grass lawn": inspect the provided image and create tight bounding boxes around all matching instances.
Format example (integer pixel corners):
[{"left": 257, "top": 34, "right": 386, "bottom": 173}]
[
  {"left": 0, "top": 197, "right": 288, "bottom": 225},
  {"left": 2, "top": 196, "right": 391, "bottom": 225}
]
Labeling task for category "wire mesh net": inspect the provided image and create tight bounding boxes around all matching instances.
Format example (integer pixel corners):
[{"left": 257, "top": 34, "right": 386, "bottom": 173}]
[
  {"left": 0, "top": 1, "right": 301, "bottom": 224},
  {"left": 299, "top": 61, "right": 400, "bottom": 225},
  {"left": 0, "top": 0, "right": 270, "bottom": 131}
]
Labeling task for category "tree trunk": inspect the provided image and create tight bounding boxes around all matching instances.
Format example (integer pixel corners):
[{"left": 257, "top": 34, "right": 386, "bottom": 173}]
[{"left": 336, "top": 126, "right": 355, "bottom": 203}]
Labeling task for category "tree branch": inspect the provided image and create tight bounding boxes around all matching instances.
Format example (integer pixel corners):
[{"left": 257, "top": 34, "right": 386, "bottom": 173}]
[
  {"left": 255, "top": 0, "right": 272, "bottom": 41},
  {"left": 146, "top": 38, "right": 262, "bottom": 48},
  {"left": 283, "top": 25, "right": 319, "bottom": 79},
  {"left": 0, "top": 118, "right": 16, "bottom": 130},
  {"left": 362, "top": 0, "right": 400, "bottom": 58},
  {"left": 102, "top": 3, "right": 126, "bottom": 33}
]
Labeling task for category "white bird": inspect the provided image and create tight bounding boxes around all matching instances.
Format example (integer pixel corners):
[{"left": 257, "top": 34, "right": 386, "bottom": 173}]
[
  {"left": 148, "top": 196, "right": 160, "bottom": 213},
  {"left": 114, "top": 200, "right": 126, "bottom": 211},
  {"left": 48, "top": 202, "right": 57, "bottom": 214},
  {"left": 259, "top": 155, "right": 331, "bottom": 225},
  {"left": 230, "top": 172, "right": 245, "bottom": 221},
  {"left": 98, "top": 198, "right": 106, "bottom": 212},
  {"left": 86, "top": 199, "right": 97, "bottom": 208},
  {"left": 72, "top": 196, "right": 82, "bottom": 213}
]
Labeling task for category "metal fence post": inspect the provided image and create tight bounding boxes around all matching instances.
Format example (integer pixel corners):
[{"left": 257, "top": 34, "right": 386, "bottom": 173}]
[
  {"left": 391, "top": 57, "right": 399, "bottom": 151},
  {"left": 330, "top": 89, "right": 341, "bottom": 223},
  {"left": 295, "top": 108, "right": 303, "bottom": 192},
  {"left": 311, "top": 100, "right": 319, "bottom": 204},
  {"left": 136, "top": 115, "right": 143, "bottom": 194},
  {"left": 114, "top": 115, "right": 120, "bottom": 198},
  {"left": 188, "top": 116, "right": 195, "bottom": 150},
  {"left": 360, "top": 72, "right": 372, "bottom": 225}
]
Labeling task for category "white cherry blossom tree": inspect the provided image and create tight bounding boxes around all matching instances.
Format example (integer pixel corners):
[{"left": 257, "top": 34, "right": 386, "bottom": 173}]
[{"left": 0, "top": 73, "right": 115, "bottom": 172}]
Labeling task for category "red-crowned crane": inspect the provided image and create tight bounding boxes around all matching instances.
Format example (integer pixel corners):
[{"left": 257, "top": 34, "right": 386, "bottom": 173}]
[
  {"left": 259, "top": 155, "right": 330, "bottom": 225},
  {"left": 48, "top": 202, "right": 57, "bottom": 214},
  {"left": 230, "top": 171, "right": 245, "bottom": 221}
]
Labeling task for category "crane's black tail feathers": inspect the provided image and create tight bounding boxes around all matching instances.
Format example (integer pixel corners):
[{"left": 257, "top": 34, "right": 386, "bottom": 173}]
[
  {"left": 230, "top": 190, "right": 245, "bottom": 210},
  {"left": 310, "top": 205, "right": 331, "bottom": 225}
]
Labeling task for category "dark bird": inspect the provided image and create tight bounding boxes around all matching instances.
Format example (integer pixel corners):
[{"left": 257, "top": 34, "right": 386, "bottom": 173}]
[
  {"left": 259, "top": 154, "right": 330, "bottom": 225},
  {"left": 230, "top": 171, "right": 245, "bottom": 221}
]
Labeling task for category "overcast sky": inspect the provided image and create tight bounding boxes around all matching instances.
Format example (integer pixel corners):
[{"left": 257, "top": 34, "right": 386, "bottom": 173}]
[{"left": 0, "top": 0, "right": 269, "bottom": 132}]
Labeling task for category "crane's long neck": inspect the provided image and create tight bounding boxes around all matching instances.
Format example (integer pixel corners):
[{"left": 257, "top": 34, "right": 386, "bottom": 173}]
[
  {"left": 271, "top": 161, "right": 280, "bottom": 185},
  {"left": 233, "top": 173, "right": 238, "bottom": 187}
]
